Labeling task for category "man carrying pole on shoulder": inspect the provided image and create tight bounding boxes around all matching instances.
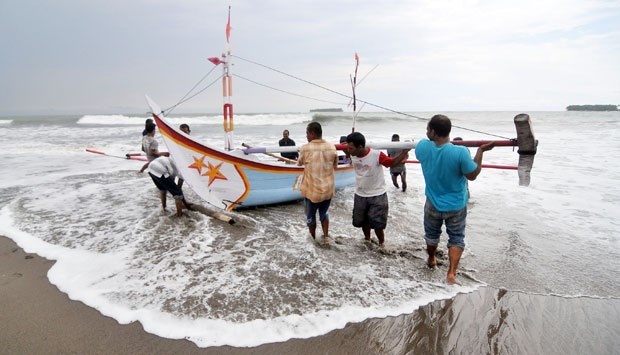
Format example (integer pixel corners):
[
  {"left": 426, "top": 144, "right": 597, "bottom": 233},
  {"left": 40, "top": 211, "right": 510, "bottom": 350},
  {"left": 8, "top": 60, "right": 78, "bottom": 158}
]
[
  {"left": 415, "top": 114, "right": 495, "bottom": 284},
  {"left": 297, "top": 122, "right": 338, "bottom": 244},
  {"left": 345, "top": 132, "right": 409, "bottom": 248}
]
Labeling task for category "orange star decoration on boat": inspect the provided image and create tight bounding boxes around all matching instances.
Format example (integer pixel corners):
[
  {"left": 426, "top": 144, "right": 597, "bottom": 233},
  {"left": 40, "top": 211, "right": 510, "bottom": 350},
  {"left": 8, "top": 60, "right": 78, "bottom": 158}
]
[
  {"left": 188, "top": 155, "right": 208, "bottom": 175},
  {"left": 202, "top": 161, "right": 228, "bottom": 186}
]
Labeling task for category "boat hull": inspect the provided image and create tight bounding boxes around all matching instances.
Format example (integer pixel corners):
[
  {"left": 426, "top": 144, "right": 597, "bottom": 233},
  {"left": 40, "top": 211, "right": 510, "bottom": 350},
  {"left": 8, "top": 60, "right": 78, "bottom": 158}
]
[{"left": 148, "top": 100, "right": 354, "bottom": 211}]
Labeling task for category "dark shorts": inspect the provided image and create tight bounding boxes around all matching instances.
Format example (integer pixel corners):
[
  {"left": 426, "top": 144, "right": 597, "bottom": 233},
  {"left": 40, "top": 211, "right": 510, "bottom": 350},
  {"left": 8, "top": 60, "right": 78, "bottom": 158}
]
[
  {"left": 352, "top": 193, "right": 388, "bottom": 230},
  {"left": 304, "top": 198, "right": 331, "bottom": 226},
  {"left": 148, "top": 173, "right": 184, "bottom": 199},
  {"left": 391, "top": 170, "right": 406, "bottom": 177}
]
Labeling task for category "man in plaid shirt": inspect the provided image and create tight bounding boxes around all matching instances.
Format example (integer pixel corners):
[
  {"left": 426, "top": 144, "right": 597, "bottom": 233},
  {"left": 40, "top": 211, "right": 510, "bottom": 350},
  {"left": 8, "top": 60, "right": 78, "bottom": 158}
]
[{"left": 297, "top": 122, "right": 338, "bottom": 243}]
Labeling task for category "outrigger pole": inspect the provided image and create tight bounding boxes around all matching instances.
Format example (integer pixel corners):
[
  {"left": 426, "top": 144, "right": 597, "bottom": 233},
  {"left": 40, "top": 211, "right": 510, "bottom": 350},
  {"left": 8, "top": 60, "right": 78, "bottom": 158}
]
[
  {"left": 85, "top": 149, "right": 147, "bottom": 161},
  {"left": 242, "top": 114, "right": 538, "bottom": 185},
  {"left": 208, "top": 6, "right": 235, "bottom": 151}
]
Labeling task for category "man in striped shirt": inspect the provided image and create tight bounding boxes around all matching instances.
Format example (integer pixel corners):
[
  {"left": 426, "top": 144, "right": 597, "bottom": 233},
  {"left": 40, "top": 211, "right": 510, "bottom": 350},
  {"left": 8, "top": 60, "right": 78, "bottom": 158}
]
[{"left": 297, "top": 122, "right": 338, "bottom": 243}]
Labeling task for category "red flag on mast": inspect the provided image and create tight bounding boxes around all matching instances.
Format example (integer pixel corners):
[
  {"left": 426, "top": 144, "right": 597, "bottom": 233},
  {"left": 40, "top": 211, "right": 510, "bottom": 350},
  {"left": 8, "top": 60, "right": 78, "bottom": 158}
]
[
  {"left": 208, "top": 57, "right": 222, "bottom": 65},
  {"left": 225, "top": 6, "right": 231, "bottom": 43}
]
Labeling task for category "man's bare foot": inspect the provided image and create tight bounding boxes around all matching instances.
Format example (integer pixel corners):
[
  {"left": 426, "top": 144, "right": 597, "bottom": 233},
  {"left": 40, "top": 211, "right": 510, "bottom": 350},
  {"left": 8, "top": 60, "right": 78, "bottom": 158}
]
[
  {"left": 447, "top": 273, "right": 460, "bottom": 285},
  {"left": 427, "top": 256, "right": 438, "bottom": 269}
]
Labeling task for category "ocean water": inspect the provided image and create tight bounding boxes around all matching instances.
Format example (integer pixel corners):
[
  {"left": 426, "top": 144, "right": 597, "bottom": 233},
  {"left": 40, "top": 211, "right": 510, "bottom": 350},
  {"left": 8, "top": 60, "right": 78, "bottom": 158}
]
[{"left": 1, "top": 111, "right": 619, "bottom": 348}]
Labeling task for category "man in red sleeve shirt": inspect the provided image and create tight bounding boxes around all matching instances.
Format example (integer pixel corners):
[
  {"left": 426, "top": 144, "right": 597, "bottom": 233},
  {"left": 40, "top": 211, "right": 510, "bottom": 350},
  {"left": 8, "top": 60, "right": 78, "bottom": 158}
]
[{"left": 345, "top": 132, "right": 409, "bottom": 247}]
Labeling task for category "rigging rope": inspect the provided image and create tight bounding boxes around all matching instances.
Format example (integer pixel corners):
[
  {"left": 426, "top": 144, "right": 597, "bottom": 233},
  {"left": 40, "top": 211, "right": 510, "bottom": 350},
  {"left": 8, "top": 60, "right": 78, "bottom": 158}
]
[
  {"left": 163, "top": 66, "right": 221, "bottom": 115},
  {"left": 233, "top": 73, "right": 345, "bottom": 106},
  {"left": 232, "top": 54, "right": 512, "bottom": 140}
]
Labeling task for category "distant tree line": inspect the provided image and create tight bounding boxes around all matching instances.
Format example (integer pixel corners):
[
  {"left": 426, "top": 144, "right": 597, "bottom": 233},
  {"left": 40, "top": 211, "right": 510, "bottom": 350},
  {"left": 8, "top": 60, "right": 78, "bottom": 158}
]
[{"left": 566, "top": 105, "right": 619, "bottom": 111}]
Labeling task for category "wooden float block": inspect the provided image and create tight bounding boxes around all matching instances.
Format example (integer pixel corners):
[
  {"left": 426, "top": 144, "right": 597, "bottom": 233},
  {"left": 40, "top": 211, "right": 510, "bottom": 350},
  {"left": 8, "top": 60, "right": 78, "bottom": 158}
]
[
  {"left": 514, "top": 114, "right": 537, "bottom": 155},
  {"left": 514, "top": 114, "right": 537, "bottom": 186}
]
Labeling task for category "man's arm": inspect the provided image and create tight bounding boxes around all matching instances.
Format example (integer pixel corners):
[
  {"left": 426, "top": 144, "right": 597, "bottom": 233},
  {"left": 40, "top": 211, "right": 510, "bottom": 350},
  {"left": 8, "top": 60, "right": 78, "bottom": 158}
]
[
  {"left": 297, "top": 149, "right": 305, "bottom": 166},
  {"left": 465, "top": 142, "right": 495, "bottom": 181},
  {"left": 378, "top": 150, "right": 409, "bottom": 167},
  {"left": 392, "top": 149, "right": 409, "bottom": 166},
  {"left": 148, "top": 148, "right": 169, "bottom": 157}
]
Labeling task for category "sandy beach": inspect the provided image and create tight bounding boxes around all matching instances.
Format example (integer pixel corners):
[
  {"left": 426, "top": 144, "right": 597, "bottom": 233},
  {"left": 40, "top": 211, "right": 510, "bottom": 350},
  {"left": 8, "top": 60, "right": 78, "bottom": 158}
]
[{"left": 2, "top": 235, "right": 619, "bottom": 354}]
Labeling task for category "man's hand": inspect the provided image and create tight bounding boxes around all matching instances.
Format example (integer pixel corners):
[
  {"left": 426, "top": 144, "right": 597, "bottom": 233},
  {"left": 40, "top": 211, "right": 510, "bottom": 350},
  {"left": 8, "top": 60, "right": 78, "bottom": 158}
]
[{"left": 479, "top": 141, "right": 495, "bottom": 152}]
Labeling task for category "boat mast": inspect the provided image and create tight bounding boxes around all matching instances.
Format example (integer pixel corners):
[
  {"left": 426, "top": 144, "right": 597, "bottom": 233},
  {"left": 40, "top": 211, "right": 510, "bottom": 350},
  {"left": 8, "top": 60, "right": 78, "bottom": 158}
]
[
  {"left": 351, "top": 52, "right": 359, "bottom": 133},
  {"left": 222, "top": 6, "right": 234, "bottom": 150}
]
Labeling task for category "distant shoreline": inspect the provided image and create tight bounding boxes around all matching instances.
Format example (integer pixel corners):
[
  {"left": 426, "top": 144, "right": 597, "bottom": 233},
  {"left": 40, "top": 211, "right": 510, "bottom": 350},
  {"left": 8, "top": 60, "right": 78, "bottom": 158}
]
[{"left": 566, "top": 104, "right": 618, "bottom": 111}]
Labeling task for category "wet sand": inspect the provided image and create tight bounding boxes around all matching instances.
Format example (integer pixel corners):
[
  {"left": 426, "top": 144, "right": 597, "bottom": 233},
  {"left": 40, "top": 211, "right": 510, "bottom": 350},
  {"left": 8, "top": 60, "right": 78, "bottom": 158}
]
[{"left": 2, "top": 235, "right": 619, "bottom": 354}]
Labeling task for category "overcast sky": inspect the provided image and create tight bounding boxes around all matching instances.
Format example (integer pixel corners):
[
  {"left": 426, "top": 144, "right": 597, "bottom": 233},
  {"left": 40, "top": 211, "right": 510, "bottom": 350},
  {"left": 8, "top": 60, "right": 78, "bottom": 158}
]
[{"left": 1, "top": 0, "right": 619, "bottom": 115}]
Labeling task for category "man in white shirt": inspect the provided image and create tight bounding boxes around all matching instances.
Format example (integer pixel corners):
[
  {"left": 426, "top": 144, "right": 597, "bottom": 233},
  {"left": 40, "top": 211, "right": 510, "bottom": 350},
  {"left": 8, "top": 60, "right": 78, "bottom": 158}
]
[{"left": 346, "top": 132, "right": 409, "bottom": 247}]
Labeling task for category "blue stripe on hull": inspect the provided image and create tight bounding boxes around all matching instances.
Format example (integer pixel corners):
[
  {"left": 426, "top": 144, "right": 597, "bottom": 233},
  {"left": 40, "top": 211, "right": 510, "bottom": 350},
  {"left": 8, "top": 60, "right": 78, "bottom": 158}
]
[{"left": 238, "top": 168, "right": 355, "bottom": 208}]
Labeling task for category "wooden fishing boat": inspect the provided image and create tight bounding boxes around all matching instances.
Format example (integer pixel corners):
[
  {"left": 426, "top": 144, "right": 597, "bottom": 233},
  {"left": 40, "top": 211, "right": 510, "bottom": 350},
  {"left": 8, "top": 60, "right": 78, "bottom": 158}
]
[{"left": 146, "top": 97, "right": 354, "bottom": 211}]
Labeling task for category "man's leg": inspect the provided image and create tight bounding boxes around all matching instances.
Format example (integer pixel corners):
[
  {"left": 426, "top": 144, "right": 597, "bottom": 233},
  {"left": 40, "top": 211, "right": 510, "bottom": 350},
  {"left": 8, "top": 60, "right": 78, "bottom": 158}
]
[
  {"left": 362, "top": 225, "right": 371, "bottom": 241},
  {"left": 391, "top": 174, "right": 399, "bottom": 188},
  {"left": 317, "top": 199, "right": 332, "bottom": 240},
  {"left": 423, "top": 199, "right": 442, "bottom": 268},
  {"left": 375, "top": 229, "right": 385, "bottom": 246},
  {"left": 305, "top": 198, "right": 318, "bottom": 239},
  {"left": 427, "top": 244, "right": 438, "bottom": 268},
  {"left": 401, "top": 173, "right": 407, "bottom": 192},
  {"left": 160, "top": 191, "right": 167, "bottom": 210},
  {"left": 444, "top": 207, "right": 467, "bottom": 284},
  {"left": 174, "top": 198, "right": 183, "bottom": 217},
  {"left": 320, "top": 219, "right": 329, "bottom": 241},
  {"left": 368, "top": 193, "right": 388, "bottom": 245},
  {"left": 447, "top": 247, "right": 463, "bottom": 284},
  {"left": 309, "top": 224, "right": 317, "bottom": 239},
  {"left": 352, "top": 195, "right": 369, "bottom": 242}
]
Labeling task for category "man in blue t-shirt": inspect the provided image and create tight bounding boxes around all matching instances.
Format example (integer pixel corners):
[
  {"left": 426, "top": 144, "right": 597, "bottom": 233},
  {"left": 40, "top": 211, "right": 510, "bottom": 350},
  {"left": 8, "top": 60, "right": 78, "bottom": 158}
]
[{"left": 415, "top": 114, "right": 495, "bottom": 285}]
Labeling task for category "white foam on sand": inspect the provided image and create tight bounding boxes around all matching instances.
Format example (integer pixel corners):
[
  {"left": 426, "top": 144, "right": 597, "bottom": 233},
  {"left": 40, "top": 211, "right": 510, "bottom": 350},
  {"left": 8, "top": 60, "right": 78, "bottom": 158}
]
[{"left": 0, "top": 203, "right": 475, "bottom": 346}]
